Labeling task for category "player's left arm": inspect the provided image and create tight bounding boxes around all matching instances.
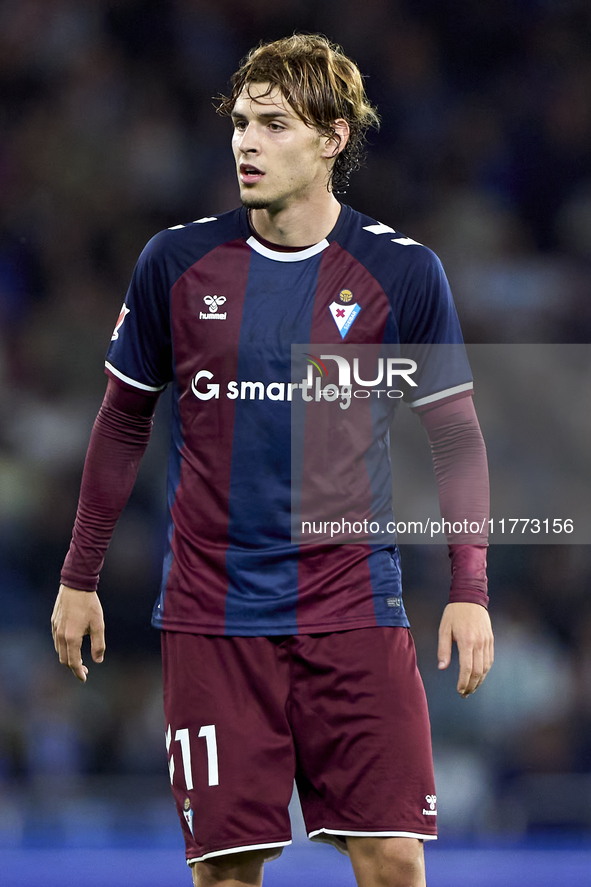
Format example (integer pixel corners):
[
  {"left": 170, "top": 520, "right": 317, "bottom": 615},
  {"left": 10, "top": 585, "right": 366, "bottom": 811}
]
[{"left": 417, "top": 393, "right": 494, "bottom": 696}]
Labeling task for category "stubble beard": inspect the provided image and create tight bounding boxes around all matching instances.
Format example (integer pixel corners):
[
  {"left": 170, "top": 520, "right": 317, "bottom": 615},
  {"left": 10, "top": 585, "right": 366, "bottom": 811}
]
[
  {"left": 240, "top": 194, "right": 273, "bottom": 210},
  {"left": 239, "top": 180, "right": 289, "bottom": 212},
  {"left": 240, "top": 188, "right": 292, "bottom": 214}
]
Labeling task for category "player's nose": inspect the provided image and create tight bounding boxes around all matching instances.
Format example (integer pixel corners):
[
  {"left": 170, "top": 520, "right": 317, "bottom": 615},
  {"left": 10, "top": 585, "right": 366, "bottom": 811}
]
[{"left": 237, "top": 122, "right": 261, "bottom": 154}]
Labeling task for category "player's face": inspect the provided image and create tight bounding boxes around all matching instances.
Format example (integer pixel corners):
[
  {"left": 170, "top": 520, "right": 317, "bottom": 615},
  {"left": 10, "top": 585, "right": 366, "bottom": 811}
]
[{"left": 231, "top": 82, "right": 332, "bottom": 211}]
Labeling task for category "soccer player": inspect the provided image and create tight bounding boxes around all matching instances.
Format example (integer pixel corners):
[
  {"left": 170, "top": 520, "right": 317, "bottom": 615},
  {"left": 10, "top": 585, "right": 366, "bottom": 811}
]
[{"left": 52, "top": 35, "right": 493, "bottom": 887}]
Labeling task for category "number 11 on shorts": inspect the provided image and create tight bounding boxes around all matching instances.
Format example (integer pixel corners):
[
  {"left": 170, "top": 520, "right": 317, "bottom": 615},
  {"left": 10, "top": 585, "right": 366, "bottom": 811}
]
[{"left": 166, "top": 724, "right": 219, "bottom": 788}]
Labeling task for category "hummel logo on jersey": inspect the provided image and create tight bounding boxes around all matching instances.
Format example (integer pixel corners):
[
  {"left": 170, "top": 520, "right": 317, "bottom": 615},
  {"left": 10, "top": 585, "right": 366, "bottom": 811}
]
[
  {"left": 204, "top": 295, "right": 226, "bottom": 313},
  {"left": 329, "top": 301, "right": 361, "bottom": 338},
  {"left": 200, "top": 295, "right": 227, "bottom": 320},
  {"left": 111, "top": 303, "right": 130, "bottom": 340},
  {"left": 423, "top": 795, "right": 437, "bottom": 816}
]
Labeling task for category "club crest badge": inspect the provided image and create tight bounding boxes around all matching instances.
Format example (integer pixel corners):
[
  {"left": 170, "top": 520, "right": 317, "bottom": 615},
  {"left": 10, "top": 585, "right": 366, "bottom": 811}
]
[
  {"left": 111, "top": 303, "right": 130, "bottom": 340},
  {"left": 329, "top": 301, "right": 361, "bottom": 338},
  {"left": 183, "top": 797, "right": 194, "bottom": 836}
]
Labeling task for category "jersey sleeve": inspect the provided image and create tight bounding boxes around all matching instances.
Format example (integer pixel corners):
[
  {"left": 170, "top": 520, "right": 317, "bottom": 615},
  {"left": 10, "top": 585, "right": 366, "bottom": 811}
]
[
  {"left": 105, "top": 231, "right": 173, "bottom": 392},
  {"left": 394, "top": 247, "right": 473, "bottom": 409}
]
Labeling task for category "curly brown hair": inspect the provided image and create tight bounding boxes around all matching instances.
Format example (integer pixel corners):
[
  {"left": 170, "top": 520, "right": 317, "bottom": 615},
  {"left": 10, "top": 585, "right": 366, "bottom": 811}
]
[{"left": 216, "top": 34, "right": 380, "bottom": 192}]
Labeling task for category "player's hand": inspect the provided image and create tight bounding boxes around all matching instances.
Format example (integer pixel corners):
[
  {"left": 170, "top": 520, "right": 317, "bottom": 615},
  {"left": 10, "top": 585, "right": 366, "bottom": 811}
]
[
  {"left": 51, "top": 585, "right": 105, "bottom": 683},
  {"left": 437, "top": 602, "right": 493, "bottom": 697}
]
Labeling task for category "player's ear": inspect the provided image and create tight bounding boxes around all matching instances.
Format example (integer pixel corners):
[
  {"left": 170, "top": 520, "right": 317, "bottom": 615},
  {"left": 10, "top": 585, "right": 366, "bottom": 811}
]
[{"left": 322, "top": 119, "right": 350, "bottom": 159}]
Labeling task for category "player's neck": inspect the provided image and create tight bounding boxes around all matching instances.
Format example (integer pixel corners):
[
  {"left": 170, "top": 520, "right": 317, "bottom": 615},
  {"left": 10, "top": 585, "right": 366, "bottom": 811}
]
[{"left": 249, "top": 194, "right": 342, "bottom": 247}]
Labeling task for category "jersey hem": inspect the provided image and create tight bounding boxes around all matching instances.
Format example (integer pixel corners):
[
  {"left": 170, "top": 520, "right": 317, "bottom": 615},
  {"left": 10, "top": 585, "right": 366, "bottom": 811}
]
[{"left": 152, "top": 614, "right": 410, "bottom": 635}]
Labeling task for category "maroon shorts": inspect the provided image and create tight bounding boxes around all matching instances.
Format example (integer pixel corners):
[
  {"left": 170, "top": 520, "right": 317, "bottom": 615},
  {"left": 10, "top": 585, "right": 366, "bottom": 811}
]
[{"left": 161, "top": 626, "right": 437, "bottom": 864}]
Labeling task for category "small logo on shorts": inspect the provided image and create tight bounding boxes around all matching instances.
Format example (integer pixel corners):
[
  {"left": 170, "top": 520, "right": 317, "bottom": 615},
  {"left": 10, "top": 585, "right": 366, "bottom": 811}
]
[
  {"left": 183, "top": 797, "right": 194, "bottom": 835},
  {"left": 423, "top": 794, "right": 437, "bottom": 816}
]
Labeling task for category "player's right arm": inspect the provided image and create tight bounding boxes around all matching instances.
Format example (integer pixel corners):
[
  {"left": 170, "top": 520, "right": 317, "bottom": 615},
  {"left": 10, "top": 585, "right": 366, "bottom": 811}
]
[{"left": 53, "top": 378, "right": 159, "bottom": 680}]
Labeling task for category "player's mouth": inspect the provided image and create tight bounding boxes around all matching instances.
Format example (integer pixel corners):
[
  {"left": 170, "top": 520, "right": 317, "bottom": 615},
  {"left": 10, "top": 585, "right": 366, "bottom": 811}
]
[{"left": 239, "top": 163, "right": 265, "bottom": 185}]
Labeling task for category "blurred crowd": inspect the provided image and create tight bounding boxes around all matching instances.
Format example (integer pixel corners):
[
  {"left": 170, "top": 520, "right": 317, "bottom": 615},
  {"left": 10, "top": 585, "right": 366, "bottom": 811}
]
[{"left": 1, "top": 0, "right": 591, "bottom": 842}]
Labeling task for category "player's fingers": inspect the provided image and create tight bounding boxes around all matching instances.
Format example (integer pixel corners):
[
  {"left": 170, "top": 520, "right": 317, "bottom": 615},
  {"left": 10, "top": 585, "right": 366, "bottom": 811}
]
[
  {"left": 466, "top": 644, "right": 485, "bottom": 695},
  {"left": 65, "top": 633, "right": 88, "bottom": 683},
  {"left": 90, "top": 622, "right": 106, "bottom": 664},
  {"left": 456, "top": 644, "right": 474, "bottom": 697},
  {"left": 55, "top": 632, "right": 69, "bottom": 666},
  {"left": 54, "top": 629, "right": 87, "bottom": 682},
  {"left": 50, "top": 605, "right": 61, "bottom": 654},
  {"left": 51, "top": 620, "right": 59, "bottom": 655},
  {"left": 474, "top": 631, "right": 494, "bottom": 691},
  {"left": 437, "top": 622, "right": 452, "bottom": 670},
  {"left": 51, "top": 611, "right": 69, "bottom": 666},
  {"left": 72, "top": 665, "right": 89, "bottom": 682}
]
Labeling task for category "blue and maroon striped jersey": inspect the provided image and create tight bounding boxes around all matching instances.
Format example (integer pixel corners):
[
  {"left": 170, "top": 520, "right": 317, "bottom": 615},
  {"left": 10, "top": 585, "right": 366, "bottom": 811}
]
[{"left": 105, "top": 205, "right": 472, "bottom": 636}]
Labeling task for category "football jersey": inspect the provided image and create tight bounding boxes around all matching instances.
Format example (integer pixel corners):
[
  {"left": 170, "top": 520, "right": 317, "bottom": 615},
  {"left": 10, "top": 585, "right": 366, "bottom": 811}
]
[{"left": 105, "top": 205, "right": 472, "bottom": 636}]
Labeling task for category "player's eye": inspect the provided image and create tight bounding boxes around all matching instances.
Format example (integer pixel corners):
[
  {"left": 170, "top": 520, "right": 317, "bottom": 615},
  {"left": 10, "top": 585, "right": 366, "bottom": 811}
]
[{"left": 268, "top": 122, "right": 285, "bottom": 132}]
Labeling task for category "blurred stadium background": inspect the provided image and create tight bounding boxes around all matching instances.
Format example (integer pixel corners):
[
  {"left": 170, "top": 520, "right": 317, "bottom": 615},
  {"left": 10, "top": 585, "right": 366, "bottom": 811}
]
[{"left": 1, "top": 1, "right": 591, "bottom": 884}]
